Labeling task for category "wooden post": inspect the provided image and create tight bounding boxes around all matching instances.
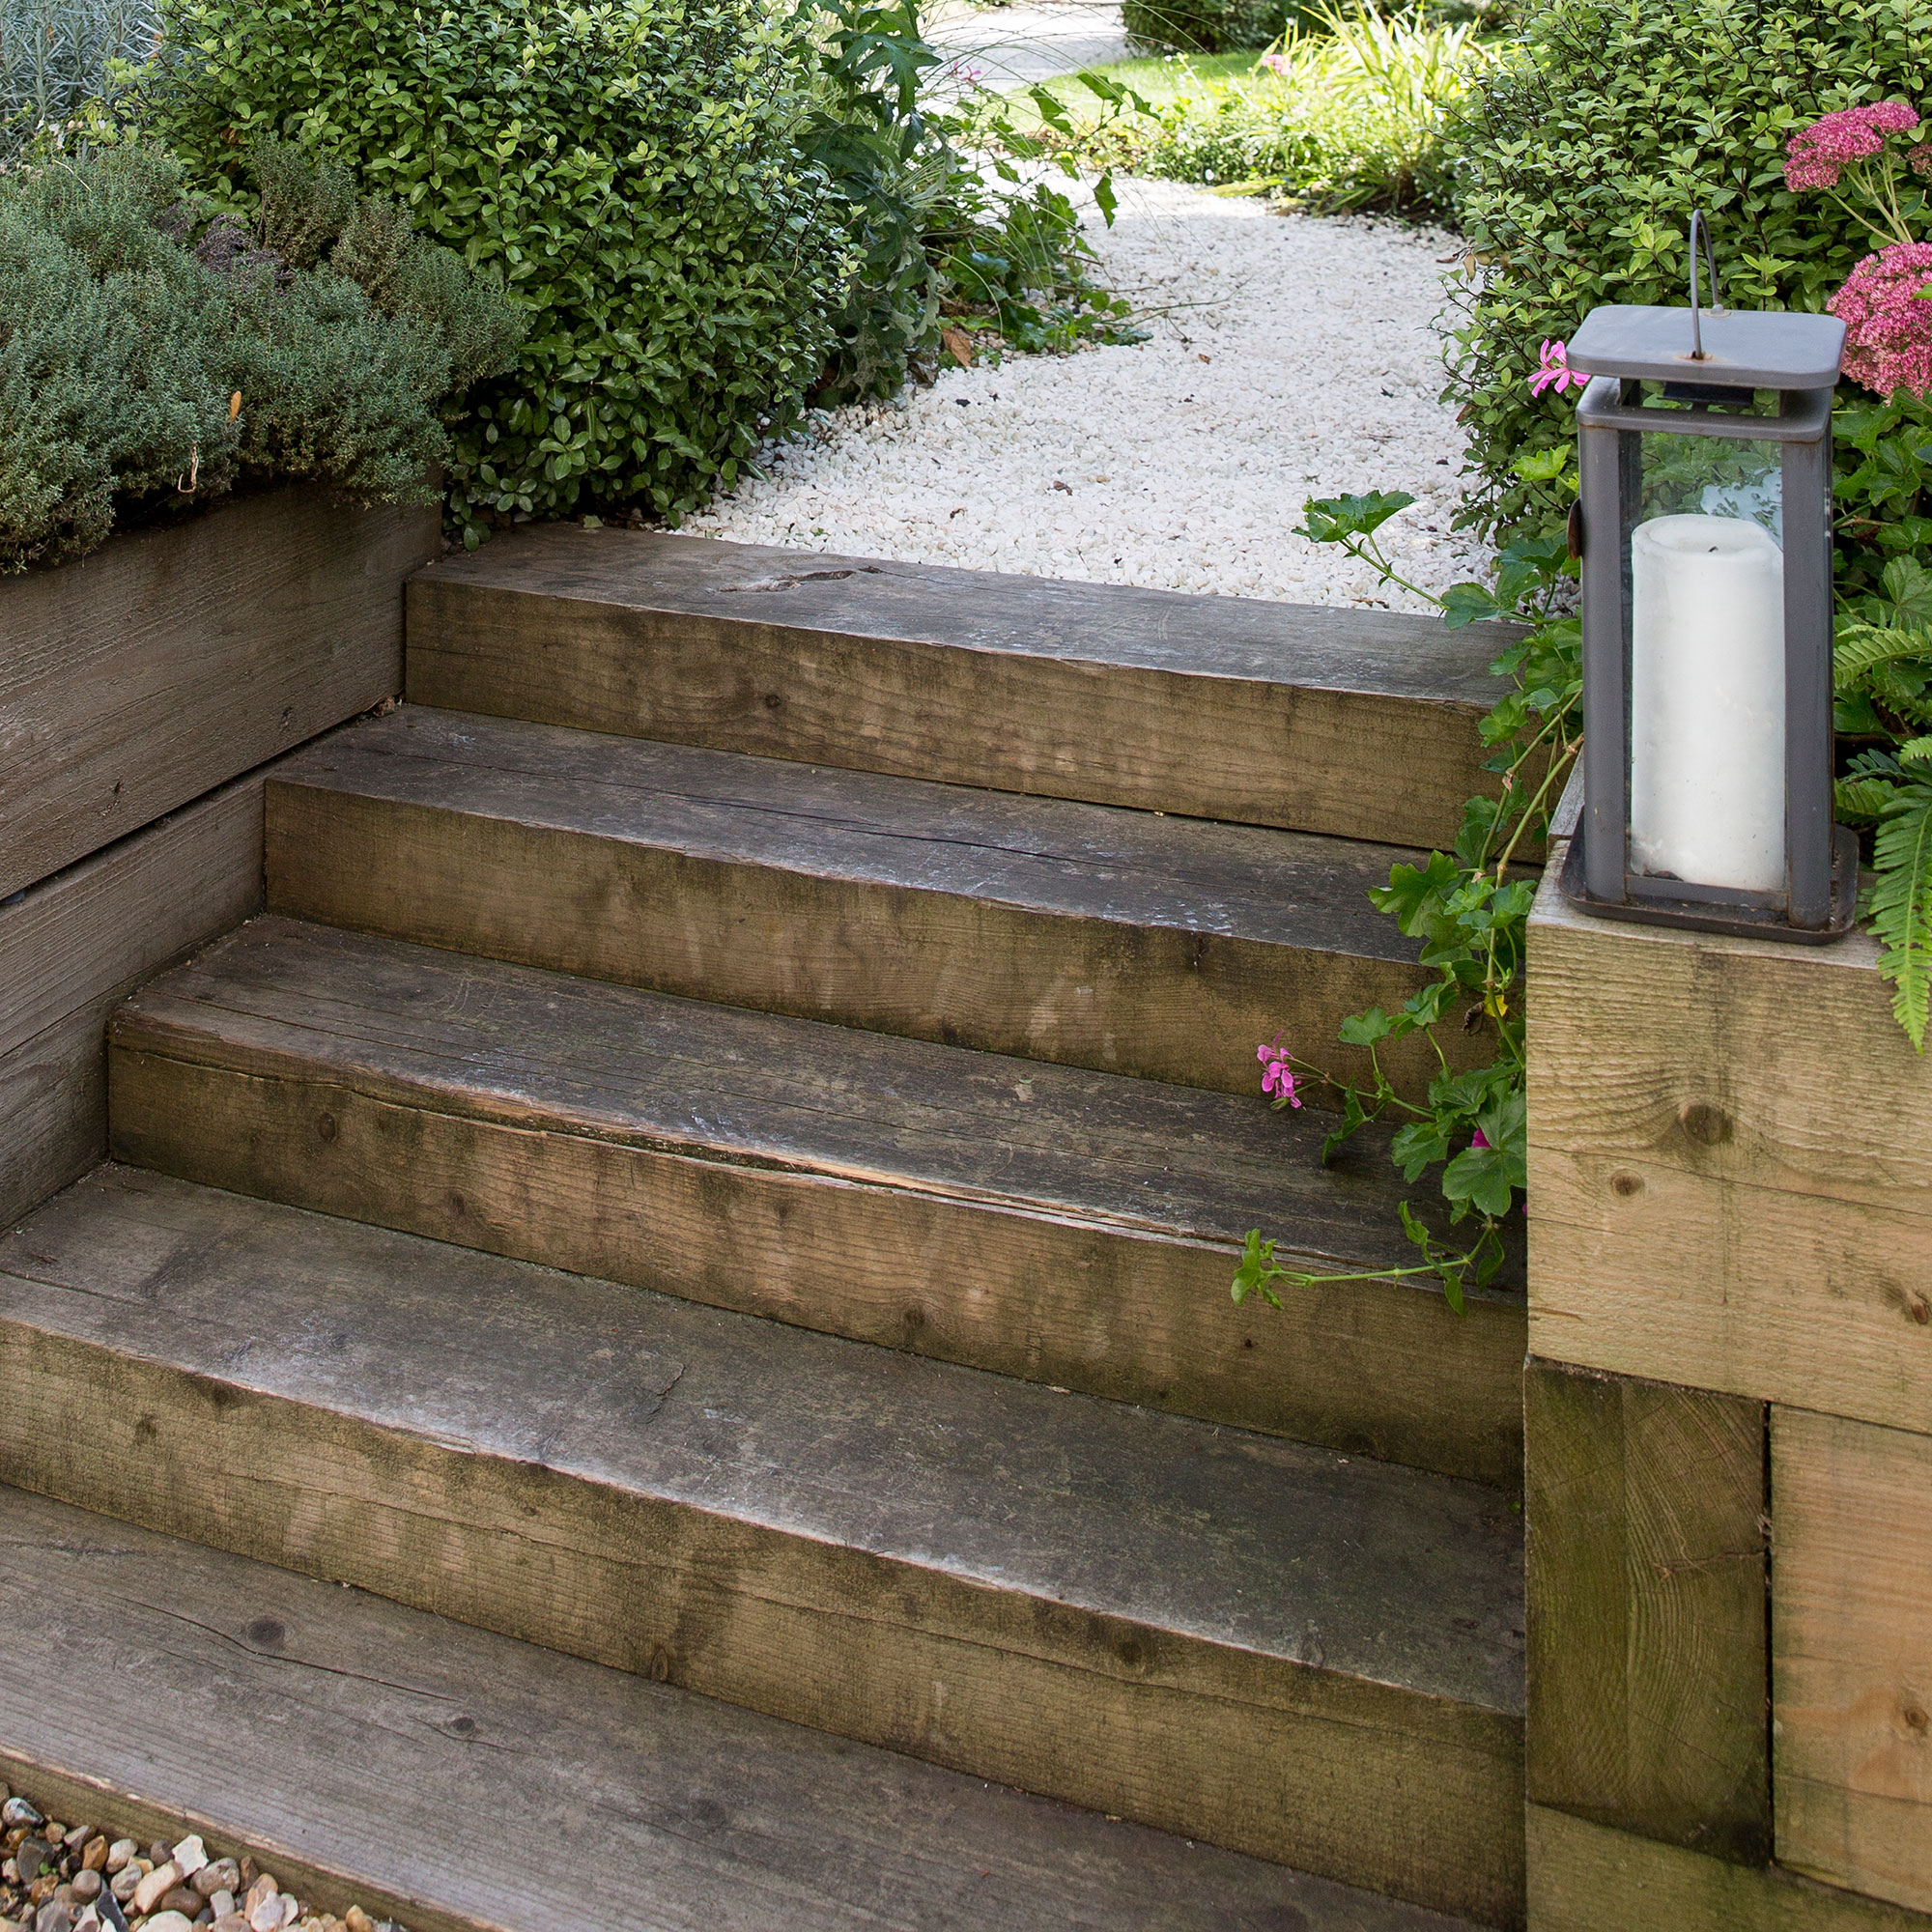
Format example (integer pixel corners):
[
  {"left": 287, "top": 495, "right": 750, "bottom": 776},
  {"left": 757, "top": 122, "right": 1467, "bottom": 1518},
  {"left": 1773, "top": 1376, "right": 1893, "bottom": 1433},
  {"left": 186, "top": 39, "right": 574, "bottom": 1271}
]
[{"left": 1526, "top": 850, "right": 1932, "bottom": 1929}]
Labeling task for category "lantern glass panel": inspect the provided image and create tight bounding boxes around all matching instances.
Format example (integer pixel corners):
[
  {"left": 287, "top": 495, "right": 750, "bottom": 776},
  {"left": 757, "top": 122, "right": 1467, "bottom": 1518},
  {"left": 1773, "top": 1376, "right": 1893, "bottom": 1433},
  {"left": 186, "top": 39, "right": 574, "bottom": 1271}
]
[{"left": 1626, "top": 417, "right": 1791, "bottom": 897}]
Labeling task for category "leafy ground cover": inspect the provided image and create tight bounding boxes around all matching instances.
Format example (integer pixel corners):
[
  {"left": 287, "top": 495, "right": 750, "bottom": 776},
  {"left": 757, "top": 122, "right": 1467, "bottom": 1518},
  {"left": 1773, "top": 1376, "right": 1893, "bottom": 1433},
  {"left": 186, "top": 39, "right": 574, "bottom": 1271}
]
[{"left": 980, "top": 5, "right": 1492, "bottom": 215}]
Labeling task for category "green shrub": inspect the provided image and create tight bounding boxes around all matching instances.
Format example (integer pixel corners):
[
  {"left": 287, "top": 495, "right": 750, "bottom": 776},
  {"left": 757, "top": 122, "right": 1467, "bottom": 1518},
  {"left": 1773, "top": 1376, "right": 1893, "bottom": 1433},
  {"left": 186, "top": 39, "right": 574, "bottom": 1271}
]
[
  {"left": 145, "top": 0, "right": 855, "bottom": 536},
  {"left": 1057, "top": 8, "right": 1488, "bottom": 214},
  {"left": 0, "top": 141, "right": 512, "bottom": 570},
  {"left": 799, "top": 0, "right": 1136, "bottom": 406},
  {"left": 1449, "top": 0, "right": 1932, "bottom": 546},
  {"left": 1, "top": 0, "right": 157, "bottom": 158},
  {"left": 1123, "top": 0, "right": 1303, "bottom": 57}
]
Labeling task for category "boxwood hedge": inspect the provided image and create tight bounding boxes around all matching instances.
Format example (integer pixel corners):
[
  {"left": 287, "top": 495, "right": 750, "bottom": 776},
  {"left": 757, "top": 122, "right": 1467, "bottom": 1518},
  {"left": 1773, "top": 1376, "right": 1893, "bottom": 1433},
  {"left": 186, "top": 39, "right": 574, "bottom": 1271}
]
[
  {"left": 1448, "top": 0, "right": 1932, "bottom": 544},
  {"left": 147, "top": 0, "right": 854, "bottom": 535}
]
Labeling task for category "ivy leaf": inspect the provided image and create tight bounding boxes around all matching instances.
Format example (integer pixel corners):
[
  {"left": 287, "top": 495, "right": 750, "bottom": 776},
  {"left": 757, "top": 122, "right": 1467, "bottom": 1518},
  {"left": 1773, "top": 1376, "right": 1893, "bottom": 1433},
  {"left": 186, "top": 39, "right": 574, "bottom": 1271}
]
[
  {"left": 1295, "top": 490, "right": 1415, "bottom": 544},
  {"left": 1440, "top": 582, "right": 1503, "bottom": 628},
  {"left": 1337, "top": 1007, "right": 1393, "bottom": 1045},
  {"left": 1370, "top": 851, "right": 1463, "bottom": 934}
]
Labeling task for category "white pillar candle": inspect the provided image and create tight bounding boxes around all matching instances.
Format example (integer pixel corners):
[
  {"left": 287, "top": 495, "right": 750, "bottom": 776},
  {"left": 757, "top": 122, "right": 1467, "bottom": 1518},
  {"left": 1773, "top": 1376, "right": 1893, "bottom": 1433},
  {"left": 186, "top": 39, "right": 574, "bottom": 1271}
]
[{"left": 1629, "top": 512, "right": 1786, "bottom": 894}]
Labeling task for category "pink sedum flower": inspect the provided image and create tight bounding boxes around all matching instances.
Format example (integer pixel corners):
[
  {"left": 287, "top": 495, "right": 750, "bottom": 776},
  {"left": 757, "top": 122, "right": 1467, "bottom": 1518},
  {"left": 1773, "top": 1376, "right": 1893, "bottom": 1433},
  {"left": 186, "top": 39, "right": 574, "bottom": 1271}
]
[
  {"left": 1785, "top": 100, "right": 1921, "bottom": 190},
  {"left": 1257, "top": 1036, "right": 1301, "bottom": 1109},
  {"left": 1830, "top": 242, "right": 1932, "bottom": 397},
  {"left": 1529, "top": 338, "right": 1585, "bottom": 399},
  {"left": 1260, "top": 50, "right": 1289, "bottom": 76}
]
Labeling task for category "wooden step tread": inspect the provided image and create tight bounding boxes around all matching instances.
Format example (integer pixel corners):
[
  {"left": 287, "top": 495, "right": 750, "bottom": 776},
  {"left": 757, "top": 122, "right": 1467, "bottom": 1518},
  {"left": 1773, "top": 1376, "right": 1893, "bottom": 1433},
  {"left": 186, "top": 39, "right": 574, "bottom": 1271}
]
[
  {"left": 0, "top": 1483, "right": 1481, "bottom": 1932},
  {"left": 111, "top": 917, "right": 1526, "bottom": 1486},
  {"left": 407, "top": 526, "right": 1512, "bottom": 850},
  {"left": 0, "top": 1168, "right": 1526, "bottom": 1924},
  {"left": 265, "top": 706, "right": 1465, "bottom": 1099},
  {"left": 116, "top": 914, "right": 1484, "bottom": 1264},
  {"left": 275, "top": 706, "right": 1416, "bottom": 955}
]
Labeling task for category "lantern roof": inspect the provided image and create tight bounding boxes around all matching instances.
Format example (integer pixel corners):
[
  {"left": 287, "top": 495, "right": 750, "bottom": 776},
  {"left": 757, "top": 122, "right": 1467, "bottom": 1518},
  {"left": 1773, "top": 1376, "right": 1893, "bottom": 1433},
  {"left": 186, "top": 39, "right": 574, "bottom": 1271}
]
[{"left": 1568, "top": 304, "right": 1845, "bottom": 390}]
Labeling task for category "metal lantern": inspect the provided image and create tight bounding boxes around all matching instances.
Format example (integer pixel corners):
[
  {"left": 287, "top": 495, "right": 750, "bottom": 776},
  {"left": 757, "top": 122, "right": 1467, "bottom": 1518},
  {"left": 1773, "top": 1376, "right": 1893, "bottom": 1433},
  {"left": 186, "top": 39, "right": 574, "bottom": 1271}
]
[{"left": 1558, "top": 233, "right": 1855, "bottom": 940}]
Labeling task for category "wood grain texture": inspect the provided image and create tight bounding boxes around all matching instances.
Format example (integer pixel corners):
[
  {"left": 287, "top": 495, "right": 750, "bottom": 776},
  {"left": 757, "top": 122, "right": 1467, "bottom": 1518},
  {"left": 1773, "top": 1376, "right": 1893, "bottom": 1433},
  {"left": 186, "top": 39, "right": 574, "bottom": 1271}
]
[
  {"left": 1527, "top": 1806, "right": 1932, "bottom": 1932},
  {"left": 1526, "top": 850, "right": 1932, "bottom": 1427},
  {"left": 264, "top": 706, "right": 1477, "bottom": 1101},
  {"left": 106, "top": 917, "right": 1524, "bottom": 1484},
  {"left": 0, "top": 488, "right": 436, "bottom": 897},
  {"left": 0, "top": 777, "right": 265, "bottom": 1226},
  {"left": 0, "top": 1168, "right": 1527, "bottom": 1928},
  {"left": 406, "top": 526, "right": 1518, "bottom": 850},
  {"left": 0, "top": 1486, "right": 1474, "bottom": 1932},
  {"left": 1774, "top": 1406, "right": 1932, "bottom": 1915},
  {"left": 1524, "top": 1360, "right": 1768, "bottom": 1861}
]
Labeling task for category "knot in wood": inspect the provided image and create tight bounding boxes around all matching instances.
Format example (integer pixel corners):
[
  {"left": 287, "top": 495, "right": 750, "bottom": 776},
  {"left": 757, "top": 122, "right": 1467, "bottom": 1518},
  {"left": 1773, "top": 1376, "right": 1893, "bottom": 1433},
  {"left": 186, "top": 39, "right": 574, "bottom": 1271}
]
[
  {"left": 1678, "top": 1100, "right": 1730, "bottom": 1147},
  {"left": 1610, "top": 1172, "right": 1643, "bottom": 1198}
]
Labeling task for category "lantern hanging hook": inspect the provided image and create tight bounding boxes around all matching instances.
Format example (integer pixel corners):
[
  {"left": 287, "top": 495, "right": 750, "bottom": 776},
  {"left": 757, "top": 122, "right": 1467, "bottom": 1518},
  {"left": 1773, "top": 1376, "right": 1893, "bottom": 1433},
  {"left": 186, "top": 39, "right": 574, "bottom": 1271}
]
[{"left": 1688, "top": 210, "right": 1721, "bottom": 359}]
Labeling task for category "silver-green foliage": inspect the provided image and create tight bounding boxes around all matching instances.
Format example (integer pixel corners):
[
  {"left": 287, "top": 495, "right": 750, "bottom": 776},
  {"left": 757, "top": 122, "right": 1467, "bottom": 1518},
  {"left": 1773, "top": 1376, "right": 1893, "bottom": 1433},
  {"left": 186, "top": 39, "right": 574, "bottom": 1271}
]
[
  {"left": 0, "top": 142, "right": 519, "bottom": 571},
  {"left": 145, "top": 0, "right": 857, "bottom": 540},
  {"left": 0, "top": 0, "right": 157, "bottom": 157}
]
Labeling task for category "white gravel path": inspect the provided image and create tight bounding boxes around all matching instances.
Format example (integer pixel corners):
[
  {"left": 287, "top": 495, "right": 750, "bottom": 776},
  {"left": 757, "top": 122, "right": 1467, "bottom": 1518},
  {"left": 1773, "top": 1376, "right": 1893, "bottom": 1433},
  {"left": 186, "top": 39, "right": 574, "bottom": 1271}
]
[{"left": 689, "top": 177, "right": 1491, "bottom": 612}]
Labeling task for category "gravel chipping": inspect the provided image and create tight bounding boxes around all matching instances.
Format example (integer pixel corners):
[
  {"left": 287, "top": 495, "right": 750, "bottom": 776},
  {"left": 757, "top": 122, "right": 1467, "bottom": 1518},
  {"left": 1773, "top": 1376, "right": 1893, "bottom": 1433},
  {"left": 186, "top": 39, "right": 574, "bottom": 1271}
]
[
  {"left": 690, "top": 176, "right": 1493, "bottom": 612},
  {"left": 0, "top": 1788, "right": 405, "bottom": 1932}
]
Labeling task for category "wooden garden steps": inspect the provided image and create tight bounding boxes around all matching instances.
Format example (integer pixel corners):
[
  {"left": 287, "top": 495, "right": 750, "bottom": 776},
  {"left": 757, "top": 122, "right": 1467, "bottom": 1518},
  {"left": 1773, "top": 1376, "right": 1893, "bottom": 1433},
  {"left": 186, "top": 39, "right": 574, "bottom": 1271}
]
[
  {"left": 0, "top": 1480, "right": 1485, "bottom": 1932},
  {"left": 406, "top": 526, "right": 1511, "bottom": 853},
  {"left": 0, "top": 1165, "right": 1527, "bottom": 1927},
  {"left": 260, "top": 703, "right": 1471, "bottom": 1102},
  {"left": 105, "top": 915, "right": 1525, "bottom": 1485}
]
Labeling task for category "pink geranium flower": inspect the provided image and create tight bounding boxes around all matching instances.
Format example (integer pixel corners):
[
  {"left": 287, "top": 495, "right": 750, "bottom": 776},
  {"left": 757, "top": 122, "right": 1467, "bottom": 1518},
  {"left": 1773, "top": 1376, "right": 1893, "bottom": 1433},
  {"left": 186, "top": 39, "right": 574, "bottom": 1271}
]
[
  {"left": 1830, "top": 242, "right": 1932, "bottom": 397},
  {"left": 1785, "top": 100, "right": 1921, "bottom": 190},
  {"left": 1529, "top": 339, "right": 1585, "bottom": 398},
  {"left": 1257, "top": 1036, "right": 1301, "bottom": 1108},
  {"left": 1470, "top": 1127, "right": 1491, "bottom": 1151}
]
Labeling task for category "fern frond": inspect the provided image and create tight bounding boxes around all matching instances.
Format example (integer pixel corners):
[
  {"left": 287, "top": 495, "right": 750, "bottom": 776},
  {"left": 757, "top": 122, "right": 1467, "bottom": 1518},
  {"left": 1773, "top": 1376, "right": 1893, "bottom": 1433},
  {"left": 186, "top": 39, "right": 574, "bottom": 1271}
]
[
  {"left": 1834, "top": 621, "right": 1932, "bottom": 688},
  {"left": 1865, "top": 781, "right": 1932, "bottom": 1052},
  {"left": 1900, "top": 736, "right": 1932, "bottom": 765},
  {"left": 1836, "top": 775, "right": 1897, "bottom": 823}
]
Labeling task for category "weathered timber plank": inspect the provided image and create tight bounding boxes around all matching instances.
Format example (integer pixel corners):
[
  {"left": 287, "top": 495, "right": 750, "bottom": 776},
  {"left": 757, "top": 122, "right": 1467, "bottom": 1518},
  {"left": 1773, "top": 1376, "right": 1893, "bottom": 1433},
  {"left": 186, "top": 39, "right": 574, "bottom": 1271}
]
[
  {"left": 0, "top": 778, "right": 265, "bottom": 1226},
  {"left": 0, "top": 489, "right": 436, "bottom": 897},
  {"left": 1774, "top": 1406, "right": 1932, "bottom": 1915},
  {"left": 106, "top": 918, "right": 1525, "bottom": 1484},
  {"left": 1524, "top": 1360, "right": 1768, "bottom": 1861},
  {"left": 1526, "top": 851, "right": 1932, "bottom": 1425},
  {"left": 1527, "top": 1806, "right": 1932, "bottom": 1932},
  {"left": 0, "top": 1168, "right": 1527, "bottom": 1928},
  {"left": 264, "top": 706, "right": 1476, "bottom": 1101},
  {"left": 0, "top": 1487, "right": 1464, "bottom": 1932},
  {"left": 406, "top": 526, "right": 1516, "bottom": 850}
]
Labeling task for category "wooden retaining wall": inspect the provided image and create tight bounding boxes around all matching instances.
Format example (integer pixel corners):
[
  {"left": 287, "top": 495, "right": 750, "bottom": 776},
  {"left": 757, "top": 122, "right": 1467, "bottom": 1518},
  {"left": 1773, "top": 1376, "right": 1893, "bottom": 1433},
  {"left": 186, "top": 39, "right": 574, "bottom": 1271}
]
[
  {"left": 0, "top": 488, "right": 440, "bottom": 1227},
  {"left": 1526, "top": 853, "right": 1932, "bottom": 1929}
]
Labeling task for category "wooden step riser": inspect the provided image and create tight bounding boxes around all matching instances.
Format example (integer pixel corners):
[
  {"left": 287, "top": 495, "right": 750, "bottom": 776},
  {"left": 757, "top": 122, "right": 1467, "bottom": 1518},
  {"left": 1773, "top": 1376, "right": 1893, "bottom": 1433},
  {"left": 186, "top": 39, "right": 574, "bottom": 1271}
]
[
  {"left": 408, "top": 578, "right": 1494, "bottom": 853},
  {"left": 108, "top": 1042, "right": 1526, "bottom": 1487},
  {"left": 0, "top": 1318, "right": 1526, "bottom": 1927},
  {"left": 264, "top": 783, "right": 1452, "bottom": 1104}
]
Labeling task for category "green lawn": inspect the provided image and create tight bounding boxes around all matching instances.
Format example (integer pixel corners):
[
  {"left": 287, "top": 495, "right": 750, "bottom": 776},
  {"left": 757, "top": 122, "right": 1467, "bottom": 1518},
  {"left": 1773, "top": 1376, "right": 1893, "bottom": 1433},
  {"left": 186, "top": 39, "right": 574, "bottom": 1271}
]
[{"left": 995, "top": 51, "right": 1281, "bottom": 130}]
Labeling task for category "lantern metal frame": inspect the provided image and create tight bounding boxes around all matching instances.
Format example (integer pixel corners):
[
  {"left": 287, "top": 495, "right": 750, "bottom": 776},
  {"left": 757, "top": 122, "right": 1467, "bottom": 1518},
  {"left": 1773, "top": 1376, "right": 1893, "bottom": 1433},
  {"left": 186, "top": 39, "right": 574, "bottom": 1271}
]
[{"left": 1556, "top": 301, "right": 1859, "bottom": 943}]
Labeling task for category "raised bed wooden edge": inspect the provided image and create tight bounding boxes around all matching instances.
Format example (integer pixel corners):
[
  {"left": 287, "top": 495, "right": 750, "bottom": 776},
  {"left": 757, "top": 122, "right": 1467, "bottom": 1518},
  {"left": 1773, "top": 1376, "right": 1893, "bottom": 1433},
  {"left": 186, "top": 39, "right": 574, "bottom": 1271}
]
[{"left": 0, "top": 486, "right": 440, "bottom": 901}]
